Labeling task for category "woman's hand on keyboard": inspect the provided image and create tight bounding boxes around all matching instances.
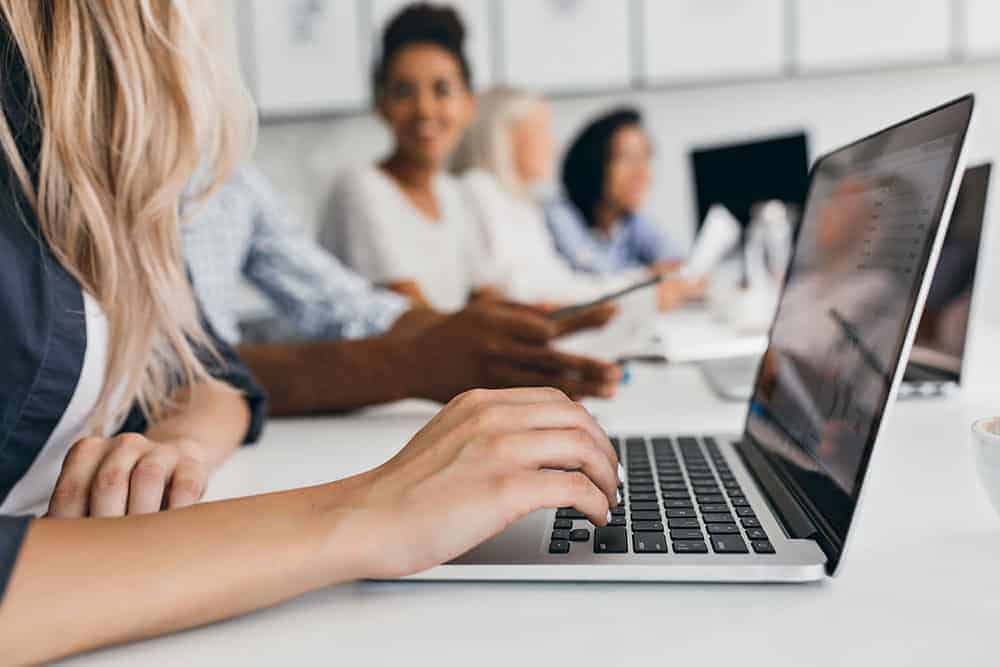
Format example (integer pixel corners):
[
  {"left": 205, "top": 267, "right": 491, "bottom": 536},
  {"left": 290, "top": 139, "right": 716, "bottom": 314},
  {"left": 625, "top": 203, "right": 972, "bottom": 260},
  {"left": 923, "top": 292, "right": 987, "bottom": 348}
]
[{"left": 343, "top": 387, "right": 620, "bottom": 579}]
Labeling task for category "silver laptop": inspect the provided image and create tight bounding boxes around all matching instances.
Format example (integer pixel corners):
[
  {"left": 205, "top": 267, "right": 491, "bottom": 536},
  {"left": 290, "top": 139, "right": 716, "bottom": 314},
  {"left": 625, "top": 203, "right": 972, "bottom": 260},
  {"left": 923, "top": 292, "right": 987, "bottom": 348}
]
[
  {"left": 410, "top": 96, "right": 974, "bottom": 583},
  {"left": 704, "top": 161, "right": 992, "bottom": 402},
  {"left": 898, "top": 162, "right": 992, "bottom": 398}
]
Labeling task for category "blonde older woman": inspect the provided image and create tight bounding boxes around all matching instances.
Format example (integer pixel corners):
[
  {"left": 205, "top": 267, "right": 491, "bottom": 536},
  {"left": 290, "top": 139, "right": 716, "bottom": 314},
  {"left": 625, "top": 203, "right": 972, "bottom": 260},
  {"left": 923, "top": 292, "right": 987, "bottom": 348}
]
[
  {"left": 453, "top": 87, "right": 695, "bottom": 310},
  {"left": 452, "top": 86, "right": 633, "bottom": 305}
]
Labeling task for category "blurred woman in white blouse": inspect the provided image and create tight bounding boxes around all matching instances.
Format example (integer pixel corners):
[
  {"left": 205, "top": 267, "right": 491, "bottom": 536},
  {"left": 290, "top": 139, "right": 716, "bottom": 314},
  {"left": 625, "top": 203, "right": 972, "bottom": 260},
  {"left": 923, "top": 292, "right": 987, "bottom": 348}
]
[{"left": 453, "top": 86, "right": 696, "bottom": 310}]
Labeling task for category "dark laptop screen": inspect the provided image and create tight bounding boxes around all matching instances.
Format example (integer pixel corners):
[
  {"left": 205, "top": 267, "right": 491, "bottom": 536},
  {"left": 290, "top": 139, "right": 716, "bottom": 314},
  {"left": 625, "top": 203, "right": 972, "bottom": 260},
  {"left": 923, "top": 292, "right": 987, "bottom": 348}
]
[
  {"left": 744, "top": 97, "right": 973, "bottom": 563},
  {"left": 690, "top": 132, "right": 810, "bottom": 228},
  {"left": 905, "top": 163, "right": 992, "bottom": 382}
]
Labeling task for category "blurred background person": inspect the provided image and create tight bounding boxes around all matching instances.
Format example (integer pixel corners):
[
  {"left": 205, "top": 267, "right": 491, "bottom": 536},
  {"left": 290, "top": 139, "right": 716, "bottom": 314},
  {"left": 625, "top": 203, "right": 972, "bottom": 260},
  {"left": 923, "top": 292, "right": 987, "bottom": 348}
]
[
  {"left": 452, "top": 85, "right": 641, "bottom": 306},
  {"left": 322, "top": 3, "right": 488, "bottom": 312},
  {"left": 184, "top": 163, "right": 623, "bottom": 413},
  {"left": 546, "top": 107, "right": 703, "bottom": 309}
]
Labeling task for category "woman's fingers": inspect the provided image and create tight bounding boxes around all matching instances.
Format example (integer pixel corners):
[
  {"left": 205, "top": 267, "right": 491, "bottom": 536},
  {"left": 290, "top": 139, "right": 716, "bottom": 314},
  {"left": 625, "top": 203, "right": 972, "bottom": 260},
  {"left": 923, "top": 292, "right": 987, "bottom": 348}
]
[
  {"left": 88, "top": 435, "right": 156, "bottom": 517},
  {"left": 514, "top": 469, "right": 611, "bottom": 527},
  {"left": 492, "top": 427, "right": 619, "bottom": 506},
  {"left": 460, "top": 399, "right": 617, "bottom": 472},
  {"left": 48, "top": 437, "right": 115, "bottom": 518},
  {"left": 126, "top": 449, "right": 180, "bottom": 515},
  {"left": 164, "top": 458, "right": 208, "bottom": 510}
]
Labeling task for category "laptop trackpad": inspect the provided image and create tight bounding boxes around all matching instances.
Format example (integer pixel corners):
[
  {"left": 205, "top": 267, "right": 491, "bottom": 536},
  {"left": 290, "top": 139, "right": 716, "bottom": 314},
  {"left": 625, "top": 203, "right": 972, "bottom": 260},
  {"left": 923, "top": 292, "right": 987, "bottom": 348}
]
[{"left": 450, "top": 510, "right": 550, "bottom": 565}]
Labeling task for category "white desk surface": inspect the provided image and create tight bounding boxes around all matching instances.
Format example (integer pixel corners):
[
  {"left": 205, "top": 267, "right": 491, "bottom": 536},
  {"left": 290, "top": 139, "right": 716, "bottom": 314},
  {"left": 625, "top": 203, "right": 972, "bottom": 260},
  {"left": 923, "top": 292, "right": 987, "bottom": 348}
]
[{"left": 67, "top": 364, "right": 1000, "bottom": 666}]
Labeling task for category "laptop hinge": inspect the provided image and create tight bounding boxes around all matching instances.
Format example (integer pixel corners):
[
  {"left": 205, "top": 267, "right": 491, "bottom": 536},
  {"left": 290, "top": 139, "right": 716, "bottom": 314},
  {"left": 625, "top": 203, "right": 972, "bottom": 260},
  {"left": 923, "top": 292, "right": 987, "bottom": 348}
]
[{"left": 734, "top": 438, "right": 818, "bottom": 541}]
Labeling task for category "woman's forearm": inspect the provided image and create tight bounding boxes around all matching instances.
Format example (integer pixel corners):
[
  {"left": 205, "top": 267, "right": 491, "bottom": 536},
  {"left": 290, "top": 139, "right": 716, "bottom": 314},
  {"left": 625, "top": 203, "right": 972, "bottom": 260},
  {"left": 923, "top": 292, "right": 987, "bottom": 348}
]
[
  {"left": 144, "top": 379, "right": 250, "bottom": 467},
  {"left": 0, "top": 474, "right": 371, "bottom": 664}
]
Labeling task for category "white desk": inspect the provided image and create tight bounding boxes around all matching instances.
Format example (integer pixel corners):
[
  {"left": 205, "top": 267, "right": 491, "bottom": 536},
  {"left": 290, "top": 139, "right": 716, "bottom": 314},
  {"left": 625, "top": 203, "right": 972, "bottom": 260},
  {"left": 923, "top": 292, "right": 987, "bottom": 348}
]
[{"left": 67, "top": 364, "right": 1000, "bottom": 666}]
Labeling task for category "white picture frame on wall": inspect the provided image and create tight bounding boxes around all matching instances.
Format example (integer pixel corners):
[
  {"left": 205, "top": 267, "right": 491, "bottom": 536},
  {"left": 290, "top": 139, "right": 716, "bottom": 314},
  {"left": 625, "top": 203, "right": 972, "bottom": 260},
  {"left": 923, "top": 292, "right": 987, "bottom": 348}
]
[
  {"left": 498, "top": 0, "right": 631, "bottom": 93},
  {"left": 795, "top": 0, "right": 952, "bottom": 73},
  {"left": 962, "top": 0, "right": 1000, "bottom": 59},
  {"left": 242, "top": 0, "right": 366, "bottom": 117},
  {"left": 640, "top": 0, "right": 786, "bottom": 84}
]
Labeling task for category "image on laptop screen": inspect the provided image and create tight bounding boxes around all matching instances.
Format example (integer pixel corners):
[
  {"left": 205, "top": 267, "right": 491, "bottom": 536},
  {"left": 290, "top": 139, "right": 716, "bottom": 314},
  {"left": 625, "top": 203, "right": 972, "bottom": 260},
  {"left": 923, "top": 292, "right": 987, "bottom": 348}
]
[
  {"left": 744, "top": 97, "right": 973, "bottom": 558},
  {"left": 905, "top": 163, "right": 992, "bottom": 383},
  {"left": 690, "top": 132, "right": 810, "bottom": 229}
]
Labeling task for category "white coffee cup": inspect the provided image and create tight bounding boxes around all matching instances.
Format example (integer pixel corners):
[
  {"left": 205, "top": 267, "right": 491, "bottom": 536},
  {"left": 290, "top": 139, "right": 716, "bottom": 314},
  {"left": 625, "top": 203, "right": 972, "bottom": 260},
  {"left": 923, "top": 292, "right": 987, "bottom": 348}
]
[{"left": 971, "top": 417, "right": 1000, "bottom": 516}]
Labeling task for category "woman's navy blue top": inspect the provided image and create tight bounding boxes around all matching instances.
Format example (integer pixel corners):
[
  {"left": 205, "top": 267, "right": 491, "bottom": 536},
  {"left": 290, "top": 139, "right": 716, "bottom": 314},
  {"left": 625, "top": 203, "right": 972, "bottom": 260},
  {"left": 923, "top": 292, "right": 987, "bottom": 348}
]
[{"left": 0, "top": 27, "right": 267, "bottom": 603}]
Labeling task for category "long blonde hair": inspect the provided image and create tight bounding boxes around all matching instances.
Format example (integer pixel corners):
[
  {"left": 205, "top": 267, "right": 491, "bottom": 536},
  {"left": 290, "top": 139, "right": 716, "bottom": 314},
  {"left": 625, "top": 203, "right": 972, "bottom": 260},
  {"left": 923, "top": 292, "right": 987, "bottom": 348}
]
[
  {"left": 0, "top": 0, "right": 256, "bottom": 431},
  {"left": 451, "top": 85, "right": 544, "bottom": 197}
]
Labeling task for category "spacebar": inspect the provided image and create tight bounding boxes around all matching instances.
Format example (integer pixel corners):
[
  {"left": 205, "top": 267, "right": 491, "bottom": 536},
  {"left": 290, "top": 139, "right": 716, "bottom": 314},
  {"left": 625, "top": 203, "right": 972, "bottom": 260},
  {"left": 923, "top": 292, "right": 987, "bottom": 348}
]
[{"left": 594, "top": 526, "right": 628, "bottom": 553}]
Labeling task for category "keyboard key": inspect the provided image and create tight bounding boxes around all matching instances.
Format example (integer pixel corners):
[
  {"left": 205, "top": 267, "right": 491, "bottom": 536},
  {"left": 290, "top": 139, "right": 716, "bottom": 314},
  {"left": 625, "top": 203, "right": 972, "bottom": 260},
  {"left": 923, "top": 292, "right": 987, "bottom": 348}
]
[
  {"left": 741, "top": 517, "right": 762, "bottom": 528},
  {"left": 752, "top": 540, "right": 776, "bottom": 554},
  {"left": 610, "top": 507, "right": 626, "bottom": 516},
  {"left": 695, "top": 494, "right": 725, "bottom": 504},
  {"left": 569, "top": 528, "right": 590, "bottom": 542},
  {"left": 730, "top": 498, "right": 751, "bottom": 507},
  {"left": 661, "top": 483, "right": 688, "bottom": 491},
  {"left": 667, "top": 518, "right": 700, "bottom": 529},
  {"left": 669, "top": 529, "right": 704, "bottom": 540},
  {"left": 693, "top": 484, "right": 721, "bottom": 493},
  {"left": 662, "top": 491, "right": 692, "bottom": 500},
  {"left": 663, "top": 499, "right": 694, "bottom": 509},
  {"left": 665, "top": 508, "right": 696, "bottom": 518},
  {"left": 723, "top": 480, "right": 741, "bottom": 490},
  {"left": 651, "top": 437, "right": 673, "bottom": 448},
  {"left": 629, "top": 493, "right": 657, "bottom": 502},
  {"left": 549, "top": 540, "right": 570, "bottom": 554},
  {"left": 633, "top": 533, "right": 668, "bottom": 553},
  {"left": 551, "top": 529, "right": 571, "bottom": 541},
  {"left": 658, "top": 474, "right": 684, "bottom": 483},
  {"left": 736, "top": 507, "right": 757, "bottom": 518},
  {"left": 608, "top": 516, "right": 627, "bottom": 527},
  {"left": 556, "top": 508, "right": 586, "bottom": 519},
  {"left": 746, "top": 528, "right": 769, "bottom": 540},
  {"left": 673, "top": 540, "right": 708, "bottom": 554},
  {"left": 553, "top": 519, "right": 572, "bottom": 530},
  {"left": 594, "top": 526, "right": 628, "bottom": 553},
  {"left": 631, "top": 501, "right": 659, "bottom": 511},
  {"left": 700, "top": 504, "right": 729, "bottom": 514},
  {"left": 631, "top": 510, "right": 661, "bottom": 521},
  {"left": 710, "top": 534, "right": 749, "bottom": 554},
  {"left": 629, "top": 484, "right": 656, "bottom": 493},
  {"left": 707, "top": 523, "right": 739, "bottom": 535},
  {"left": 703, "top": 513, "right": 735, "bottom": 523},
  {"left": 632, "top": 520, "right": 664, "bottom": 532},
  {"left": 628, "top": 476, "right": 653, "bottom": 485}
]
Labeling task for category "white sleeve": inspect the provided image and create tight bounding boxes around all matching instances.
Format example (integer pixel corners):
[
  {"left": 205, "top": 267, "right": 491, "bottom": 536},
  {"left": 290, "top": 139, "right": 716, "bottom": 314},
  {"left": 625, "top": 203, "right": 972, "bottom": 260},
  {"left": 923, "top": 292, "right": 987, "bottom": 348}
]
[
  {"left": 323, "top": 172, "right": 415, "bottom": 285},
  {"left": 458, "top": 176, "right": 504, "bottom": 290}
]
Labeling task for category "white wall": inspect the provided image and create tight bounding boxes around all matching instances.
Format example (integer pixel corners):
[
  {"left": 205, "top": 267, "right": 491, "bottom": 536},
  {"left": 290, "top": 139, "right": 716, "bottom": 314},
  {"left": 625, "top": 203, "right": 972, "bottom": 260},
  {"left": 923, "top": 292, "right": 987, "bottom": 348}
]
[{"left": 251, "top": 60, "right": 1000, "bottom": 323}]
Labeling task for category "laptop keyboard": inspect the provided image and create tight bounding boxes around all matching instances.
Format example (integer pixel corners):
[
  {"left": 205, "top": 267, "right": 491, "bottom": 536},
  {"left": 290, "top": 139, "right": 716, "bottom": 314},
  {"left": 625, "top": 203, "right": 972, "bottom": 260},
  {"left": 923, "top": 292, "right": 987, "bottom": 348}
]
[{"left": 548, "top": 436, "right": 776, "bottom": 556}]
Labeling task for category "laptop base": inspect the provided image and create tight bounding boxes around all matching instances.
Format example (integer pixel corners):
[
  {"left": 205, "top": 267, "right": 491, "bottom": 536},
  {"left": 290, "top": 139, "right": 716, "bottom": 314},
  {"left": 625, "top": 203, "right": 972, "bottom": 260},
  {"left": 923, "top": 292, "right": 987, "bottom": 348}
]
[{"left": 408, "top": 436, "right": 826, "bottom": 583}]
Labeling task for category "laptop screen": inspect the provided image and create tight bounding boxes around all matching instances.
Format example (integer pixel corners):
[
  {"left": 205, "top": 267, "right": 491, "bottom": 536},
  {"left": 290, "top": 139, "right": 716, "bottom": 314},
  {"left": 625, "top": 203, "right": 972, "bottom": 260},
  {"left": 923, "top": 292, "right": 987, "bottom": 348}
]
[
  {"left": 744, "top": 97, "right": 973, "bottom": 557},
  {"left": 905, "top": 163, "right": 992, "bottom": 382},
  {"left": 690, "top": 132, "right": 810, "bottom": 228}
]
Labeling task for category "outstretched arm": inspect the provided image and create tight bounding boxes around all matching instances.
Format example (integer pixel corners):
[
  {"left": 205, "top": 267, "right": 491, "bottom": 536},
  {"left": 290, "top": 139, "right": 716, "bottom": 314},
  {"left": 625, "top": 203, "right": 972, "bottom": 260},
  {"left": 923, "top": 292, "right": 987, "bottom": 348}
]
[{"left": 0, "top": 388, "right": 619, "bottom": 663}]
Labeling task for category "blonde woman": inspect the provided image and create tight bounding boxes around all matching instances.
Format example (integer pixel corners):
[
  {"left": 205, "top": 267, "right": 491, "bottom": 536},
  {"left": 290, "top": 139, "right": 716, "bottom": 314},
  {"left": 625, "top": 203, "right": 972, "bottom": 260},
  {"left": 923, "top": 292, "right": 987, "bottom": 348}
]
[
  {"left": 0, "top": 2, "right": 618, "bottom": 662},
  {"left": 454, "top": 87, "right": 698, "bottom": 310}
]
